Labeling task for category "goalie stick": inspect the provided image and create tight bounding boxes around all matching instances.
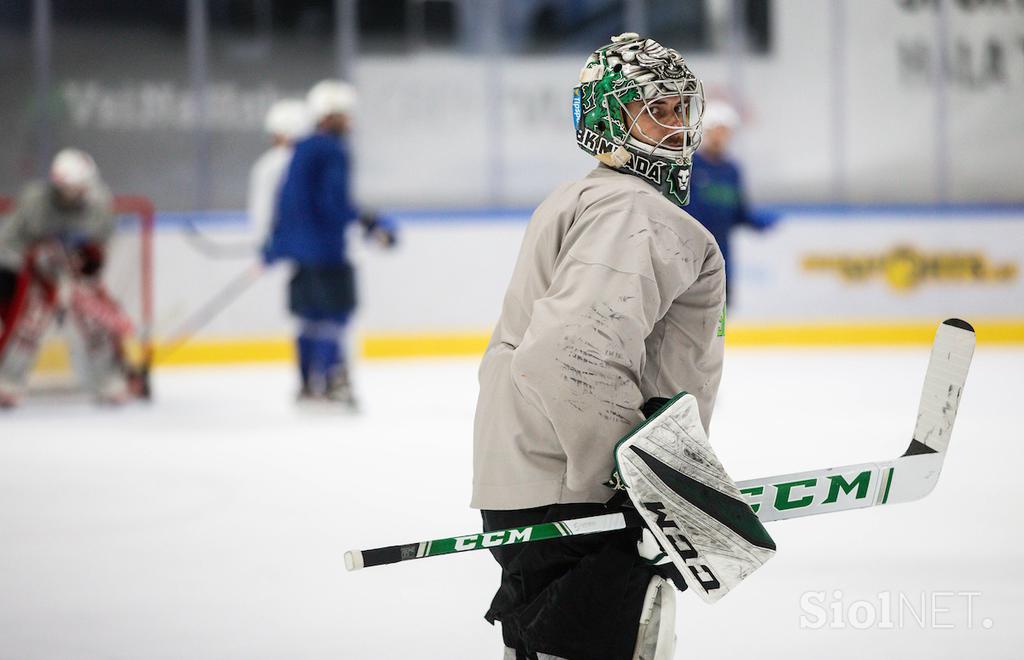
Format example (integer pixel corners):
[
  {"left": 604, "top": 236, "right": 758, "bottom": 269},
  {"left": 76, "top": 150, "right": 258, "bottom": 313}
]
[{"left": 345, "top": 318, "right": 974, "bottom": 572}]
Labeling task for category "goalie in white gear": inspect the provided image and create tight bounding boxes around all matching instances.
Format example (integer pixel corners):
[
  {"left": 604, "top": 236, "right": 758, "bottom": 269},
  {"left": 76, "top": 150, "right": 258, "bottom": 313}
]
[
  {"left": 0, "top": 149, "right": 144, "bottom": 407},
  {"left": 472, "top": 33, "right": 725, "bottom": 658}
]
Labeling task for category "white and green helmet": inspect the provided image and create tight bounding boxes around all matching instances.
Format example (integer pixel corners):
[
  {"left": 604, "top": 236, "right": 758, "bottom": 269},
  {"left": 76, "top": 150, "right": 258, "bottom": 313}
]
[{"left": 573, "top": 32, "right": 705, "bottom": 206}]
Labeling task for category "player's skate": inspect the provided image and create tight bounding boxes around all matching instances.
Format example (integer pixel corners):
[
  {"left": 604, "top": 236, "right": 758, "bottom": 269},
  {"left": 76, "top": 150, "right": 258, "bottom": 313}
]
[
  {"left": 296, "top": 381, "right": 318, "bottom": 402},
  {"left": 94, "top": 371, "right": 131, "bottom": 406},
  {"left": 0, "top": 379, "right": 19, "bottom": 408},
  {"left": 324, "top": 367, "right": 358, "bottom": 412}
]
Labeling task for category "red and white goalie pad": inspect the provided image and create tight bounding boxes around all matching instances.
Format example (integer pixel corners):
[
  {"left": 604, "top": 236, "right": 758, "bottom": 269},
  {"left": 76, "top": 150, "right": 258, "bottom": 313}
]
[
  {"left": 69, "top": 280, "right": 135, "bottom": 340},
  {"left": 1, "top": 247, "right": 146, "bottom": 403},
  {"left": 0, "top": 259, "right": 60, "bottom": 402},
  {"left": 612, "top": 392, "right": 776, "bottom": 603}
]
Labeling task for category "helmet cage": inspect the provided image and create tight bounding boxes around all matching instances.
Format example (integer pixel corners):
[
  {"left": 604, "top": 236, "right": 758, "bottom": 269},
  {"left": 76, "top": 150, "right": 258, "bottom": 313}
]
[{"left": 603, "top": 77, "right": 704, "bottom": 163}]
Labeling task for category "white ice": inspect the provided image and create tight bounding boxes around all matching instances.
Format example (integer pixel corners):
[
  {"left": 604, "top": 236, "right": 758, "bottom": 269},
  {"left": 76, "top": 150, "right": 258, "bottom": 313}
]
[{"left": 1, "top": 347, "right": 1021, "bottom": 659}]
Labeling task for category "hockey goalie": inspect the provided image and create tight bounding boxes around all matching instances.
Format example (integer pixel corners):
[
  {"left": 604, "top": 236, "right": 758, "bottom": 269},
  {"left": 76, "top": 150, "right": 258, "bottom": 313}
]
[{"left": 0, "top": 149, "right": 147, "bottom": 408}]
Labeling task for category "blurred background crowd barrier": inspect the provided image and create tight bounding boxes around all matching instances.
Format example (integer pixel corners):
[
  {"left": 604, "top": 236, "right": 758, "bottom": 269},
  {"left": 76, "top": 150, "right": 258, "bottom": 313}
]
[{"left": 1, "top": 0, "right": 1022, "bottom": 363}]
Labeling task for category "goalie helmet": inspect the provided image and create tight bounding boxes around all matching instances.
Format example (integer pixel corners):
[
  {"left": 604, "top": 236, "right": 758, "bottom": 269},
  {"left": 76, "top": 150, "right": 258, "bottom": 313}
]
[{"left": 573, "top": 33, "right": 704, "bottom": 206}]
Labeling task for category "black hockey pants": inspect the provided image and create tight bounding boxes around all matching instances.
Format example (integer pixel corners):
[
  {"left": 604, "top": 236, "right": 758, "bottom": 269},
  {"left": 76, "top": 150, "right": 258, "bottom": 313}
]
[{"left": 482, "top": 503, "right": 660, "bottom": 660}]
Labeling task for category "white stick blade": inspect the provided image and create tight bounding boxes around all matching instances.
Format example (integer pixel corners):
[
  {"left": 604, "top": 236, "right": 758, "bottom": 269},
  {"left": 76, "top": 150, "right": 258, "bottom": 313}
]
[
  {"left": 887, "top": 319, "right": 974, "bottom": 503},
  {"left": 910, "top": 319, "right": 975, "bottom": 455},
  {"left": 884, "top": 453, "right": 948, "bottom": 504}
]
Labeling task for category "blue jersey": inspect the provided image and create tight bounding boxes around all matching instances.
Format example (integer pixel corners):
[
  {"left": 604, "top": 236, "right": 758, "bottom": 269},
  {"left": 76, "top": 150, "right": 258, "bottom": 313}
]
[
  {"left": 685, "top": 152, "right": 755, "bottom": 279},
  {"left": 264, "top": 132, "right": 357, "bottom": 266}
]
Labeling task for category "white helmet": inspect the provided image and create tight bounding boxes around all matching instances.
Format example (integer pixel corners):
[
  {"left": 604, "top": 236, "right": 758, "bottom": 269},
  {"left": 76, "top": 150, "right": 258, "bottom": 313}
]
[
  {"left": 702, "top": 100, "right": 740, "bottom": 131},
  {"left": 264, "top": 98, "right": 312, "bottom": 140},
  {"left": 306, "top": 80, "right": 357, "bottom": 120},
  {"left": 50, "top": 148, "right": 98, "bottom": 189}
]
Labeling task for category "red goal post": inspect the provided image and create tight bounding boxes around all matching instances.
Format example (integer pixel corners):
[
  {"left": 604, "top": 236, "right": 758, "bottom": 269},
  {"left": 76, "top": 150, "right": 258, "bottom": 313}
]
[{"left": 0, "top": 194, "right": 155, "bottom": 390}]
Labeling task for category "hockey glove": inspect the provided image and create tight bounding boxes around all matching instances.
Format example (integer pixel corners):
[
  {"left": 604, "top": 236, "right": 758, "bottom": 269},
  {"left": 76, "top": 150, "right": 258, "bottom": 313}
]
[
  {"left": 70, "top": 243, "right": 105, "bottom": 278},
  {"left": 607, "top": 397, "right": 689, "bottom": 591},
  {"left": 359, "top": 213, "right": 398, "bottom": 249},
  {"left": 611, "top": 392, "right": 776, "bottom": 603}
]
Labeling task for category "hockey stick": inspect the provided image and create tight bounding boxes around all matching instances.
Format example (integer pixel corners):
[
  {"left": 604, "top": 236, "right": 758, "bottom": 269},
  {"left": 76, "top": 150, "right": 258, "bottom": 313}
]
[
  {"left": 155, "top": 262, "right": 265, "bottom": 362},
  {"left": 181, "top": 217, "right": 267, "bottom": 259},
  {"left": 345, "top": 318, "right": 975, "bottom": 571}
]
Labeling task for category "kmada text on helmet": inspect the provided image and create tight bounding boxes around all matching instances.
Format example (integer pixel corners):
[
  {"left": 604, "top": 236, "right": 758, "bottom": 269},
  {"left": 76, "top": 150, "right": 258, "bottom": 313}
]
[{"left": 573, "top": 32, "right": 705, "bottom": 206}]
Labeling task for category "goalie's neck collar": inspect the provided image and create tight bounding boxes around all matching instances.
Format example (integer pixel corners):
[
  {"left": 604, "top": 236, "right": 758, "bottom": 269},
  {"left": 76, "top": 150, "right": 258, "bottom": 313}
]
[{"left": 601, "top": 157, "right": 693, "bottom": 208}]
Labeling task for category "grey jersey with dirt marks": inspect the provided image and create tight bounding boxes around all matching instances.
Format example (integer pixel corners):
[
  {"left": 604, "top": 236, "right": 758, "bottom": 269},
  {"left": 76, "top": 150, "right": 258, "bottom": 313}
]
[
  {"left": 472, "top": 166, "right": 726, "bottom": 510},
  {"left": 0, "top": 181, "right": 115, "bottom": 272}
]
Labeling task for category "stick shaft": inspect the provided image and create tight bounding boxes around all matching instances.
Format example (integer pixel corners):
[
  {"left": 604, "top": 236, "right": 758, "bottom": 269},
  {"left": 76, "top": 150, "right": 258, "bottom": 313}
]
[
  {"left": 345, "top": 512, "right": 639, "bottom": 571},
  {"left": 737, "top": 459, "right": 898, "bottom": 522},
  {"left": 157, "top": 262, "right": 263, "bottom": 360}
]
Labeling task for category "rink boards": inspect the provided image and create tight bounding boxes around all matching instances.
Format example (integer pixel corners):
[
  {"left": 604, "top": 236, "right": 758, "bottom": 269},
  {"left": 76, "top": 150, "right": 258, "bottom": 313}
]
[{"left": 61, "top": 204, "right": 1023, "bottom": 368}]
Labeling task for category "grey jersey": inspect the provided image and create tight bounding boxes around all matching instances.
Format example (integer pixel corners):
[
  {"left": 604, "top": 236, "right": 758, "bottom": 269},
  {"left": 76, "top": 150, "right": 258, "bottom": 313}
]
[
  {"left": 472, "top": 166, "right": 726, "bottom": 510},
  {"left": 0, "top": 181, "right": 115, "bottom": 272}
]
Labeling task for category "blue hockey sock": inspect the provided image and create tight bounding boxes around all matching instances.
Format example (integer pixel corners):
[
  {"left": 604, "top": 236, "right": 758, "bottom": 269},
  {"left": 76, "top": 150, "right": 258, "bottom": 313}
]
[
  {"left": 297, "top": 335, "right": 316, "bottom": 388},
  {"left": 299, "top": 318, "right": 348, "bottom": 385}
]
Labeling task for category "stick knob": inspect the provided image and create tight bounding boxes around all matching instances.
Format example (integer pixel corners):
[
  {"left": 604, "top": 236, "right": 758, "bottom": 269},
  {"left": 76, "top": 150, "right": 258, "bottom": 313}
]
[{"left": 344, "top": 550, "right": 364, "bottom": 571}]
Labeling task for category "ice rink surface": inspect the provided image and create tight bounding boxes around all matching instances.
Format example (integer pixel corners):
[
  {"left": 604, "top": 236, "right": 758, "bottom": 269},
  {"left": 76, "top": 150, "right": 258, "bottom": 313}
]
[{"left": 1, "top": 346, "right": 1022, "bottom": 659}]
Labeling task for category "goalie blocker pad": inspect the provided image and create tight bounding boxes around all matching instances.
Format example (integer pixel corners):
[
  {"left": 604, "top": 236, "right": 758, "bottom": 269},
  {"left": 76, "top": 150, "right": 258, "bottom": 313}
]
[{"left": 613, "top": 392, "right": 776, "bottom": 604}]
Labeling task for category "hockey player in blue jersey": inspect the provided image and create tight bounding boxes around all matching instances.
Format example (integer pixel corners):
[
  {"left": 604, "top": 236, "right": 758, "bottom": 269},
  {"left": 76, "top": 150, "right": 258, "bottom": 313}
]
[
  {"left": 686, "top": 101, "right": 776, "bottom": 299},
  {"left": 263, "top": 80, "right": 395, "bottom": 408}
]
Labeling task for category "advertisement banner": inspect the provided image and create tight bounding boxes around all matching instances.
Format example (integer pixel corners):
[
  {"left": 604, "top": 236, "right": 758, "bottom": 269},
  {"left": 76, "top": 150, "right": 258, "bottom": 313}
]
[{"left": 731, "top": 210, "right": 1023, "bottom": 323}]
